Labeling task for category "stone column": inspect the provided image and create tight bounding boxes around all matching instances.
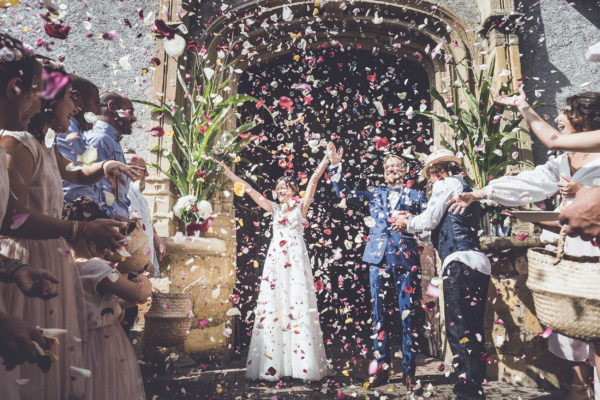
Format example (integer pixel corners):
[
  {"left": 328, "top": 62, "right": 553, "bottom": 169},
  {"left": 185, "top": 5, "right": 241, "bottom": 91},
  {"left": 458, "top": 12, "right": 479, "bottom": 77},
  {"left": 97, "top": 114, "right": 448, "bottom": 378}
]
[
  {"left": 144, "top": 0, "right": 187, "bottom": 237},
  {"left": 479, "top": 3, "right": 535, "bottom": 171}
]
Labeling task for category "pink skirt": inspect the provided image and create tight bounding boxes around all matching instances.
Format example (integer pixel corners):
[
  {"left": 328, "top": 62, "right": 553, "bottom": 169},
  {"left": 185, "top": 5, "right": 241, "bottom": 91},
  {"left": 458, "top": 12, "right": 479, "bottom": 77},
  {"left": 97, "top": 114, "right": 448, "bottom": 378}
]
[
  {"left": 85, "top": 324, "right": 145, "bottom": 400},
  {"left": 0, "top": 237, "right": 87, "bottom": 400}
]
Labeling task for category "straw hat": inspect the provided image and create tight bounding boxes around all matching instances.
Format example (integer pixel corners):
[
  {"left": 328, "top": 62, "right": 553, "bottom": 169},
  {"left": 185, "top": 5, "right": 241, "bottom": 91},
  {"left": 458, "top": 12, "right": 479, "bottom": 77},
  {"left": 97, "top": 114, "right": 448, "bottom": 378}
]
[{"left": 422, "top": 149, "right": 462, "bottom": 178}]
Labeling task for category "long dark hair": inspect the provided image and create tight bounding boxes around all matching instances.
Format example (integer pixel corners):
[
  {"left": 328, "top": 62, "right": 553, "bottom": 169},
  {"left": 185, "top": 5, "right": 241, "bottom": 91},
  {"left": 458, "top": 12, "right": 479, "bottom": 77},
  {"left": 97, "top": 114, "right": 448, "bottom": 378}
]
[
  {"left": 564, "top": 92, "right": 600, "bottom": 132},
  {"left": 27, "top": 60, "right": 70, "bottom": 142},
  {"left": 0, "top": 34, "right": 41, "bottom": 100}
]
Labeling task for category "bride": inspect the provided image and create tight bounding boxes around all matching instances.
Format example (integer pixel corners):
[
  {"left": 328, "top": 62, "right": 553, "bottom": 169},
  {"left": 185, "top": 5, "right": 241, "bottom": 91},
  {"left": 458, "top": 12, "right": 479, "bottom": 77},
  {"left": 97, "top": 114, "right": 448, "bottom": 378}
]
[{"left": 219, "top": 155, "right": 330, "bottom": 381}]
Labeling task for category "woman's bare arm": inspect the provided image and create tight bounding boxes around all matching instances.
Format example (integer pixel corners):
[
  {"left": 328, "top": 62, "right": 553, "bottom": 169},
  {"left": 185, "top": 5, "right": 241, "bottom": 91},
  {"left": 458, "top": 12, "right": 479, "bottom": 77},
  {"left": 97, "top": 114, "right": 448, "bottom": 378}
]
[
  {"left": 301, "top": 156, "right": 329, "bottom": 218},
  {"left": 219, "top": 161, "right": 273, "bottom": 213},
  {"left": 494, "top": 87, "right": 600, "bottom": 152}
]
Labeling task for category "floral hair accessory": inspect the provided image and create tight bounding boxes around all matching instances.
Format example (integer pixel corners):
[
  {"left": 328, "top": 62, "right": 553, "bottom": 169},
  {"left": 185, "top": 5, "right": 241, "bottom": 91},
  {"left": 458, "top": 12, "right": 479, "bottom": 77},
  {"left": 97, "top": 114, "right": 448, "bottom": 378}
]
[{"left": 0, "top": 35, "right": 34, "bottom": 63}]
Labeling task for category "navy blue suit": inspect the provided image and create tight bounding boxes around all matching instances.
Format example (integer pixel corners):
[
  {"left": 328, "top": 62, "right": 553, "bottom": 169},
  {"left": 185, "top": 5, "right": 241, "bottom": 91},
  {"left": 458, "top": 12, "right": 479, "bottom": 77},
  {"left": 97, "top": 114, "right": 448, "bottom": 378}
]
[{"left": 329, "top": 165, "right": 426, "bottom": 376}]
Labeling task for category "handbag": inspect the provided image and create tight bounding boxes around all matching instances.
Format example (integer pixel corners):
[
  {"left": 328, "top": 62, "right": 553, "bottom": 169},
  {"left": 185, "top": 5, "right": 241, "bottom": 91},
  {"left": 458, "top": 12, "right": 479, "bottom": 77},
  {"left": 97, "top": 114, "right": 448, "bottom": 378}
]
[
  {"left": 526, "top": 226, "right": 600, "bottom": 341},
  {"left": 106, "top": 218, "right": 151, "bottom": 274}
]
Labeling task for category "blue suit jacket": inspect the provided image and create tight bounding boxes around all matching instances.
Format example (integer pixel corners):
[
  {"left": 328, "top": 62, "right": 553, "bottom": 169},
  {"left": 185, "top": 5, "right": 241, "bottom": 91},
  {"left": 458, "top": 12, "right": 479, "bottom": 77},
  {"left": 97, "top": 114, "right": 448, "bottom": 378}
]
[{"left": 330, "top": 165, "right": 427, "bottom": 269}]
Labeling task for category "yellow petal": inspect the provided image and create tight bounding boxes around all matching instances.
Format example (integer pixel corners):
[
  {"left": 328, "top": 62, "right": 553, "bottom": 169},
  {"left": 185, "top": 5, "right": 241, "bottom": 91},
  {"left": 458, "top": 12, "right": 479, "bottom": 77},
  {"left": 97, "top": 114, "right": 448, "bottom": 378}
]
[
  {"left": 293, "top": 55, "right": 300, "bottom": 62},
  {"left": 264, "top": 353, "right": 272, "bottom": 360},
  {"left": 459, "top": 337, "right": 469, "bottom": 344},
  {"left": 299, "top": 190, "right": 306, "bottom": 198},
  {"left": 233, "top": 182, "right": 246, "bottom": 196},
  {"left": 233, "top": 156, "right": 241, "bottom": 163},
  {"left": 341, "top": 370, "right": 349, "bottom": 376},
  {"left": 253, "top": 260, "right": 259, "bottom": 268},
  {"left": 313, "top": 8, "right": 319, "bottom": 15}
]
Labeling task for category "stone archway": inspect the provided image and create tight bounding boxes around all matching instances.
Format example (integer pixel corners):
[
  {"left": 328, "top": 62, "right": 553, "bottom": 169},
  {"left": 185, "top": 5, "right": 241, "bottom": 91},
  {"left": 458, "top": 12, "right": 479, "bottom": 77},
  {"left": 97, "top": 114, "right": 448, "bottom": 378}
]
[{"left": 145, "top": 0, "right": 534, "bottom": 367}]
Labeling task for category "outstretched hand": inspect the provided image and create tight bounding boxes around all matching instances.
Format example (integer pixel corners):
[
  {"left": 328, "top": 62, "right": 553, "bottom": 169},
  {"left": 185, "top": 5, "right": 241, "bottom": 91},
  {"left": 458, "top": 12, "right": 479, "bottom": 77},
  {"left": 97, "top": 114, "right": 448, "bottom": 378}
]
[
  {"left": 446, "top": 192, "right": 478, "bottom": 215},
  {"left": 327, "top": 142, "right": 343, "bottom": 165},
  {"left": 104, "top": 160, "right": 145, "bottom": 190},
  {"left": 493, "top": 85, "right": 527, "bottom": 110}
]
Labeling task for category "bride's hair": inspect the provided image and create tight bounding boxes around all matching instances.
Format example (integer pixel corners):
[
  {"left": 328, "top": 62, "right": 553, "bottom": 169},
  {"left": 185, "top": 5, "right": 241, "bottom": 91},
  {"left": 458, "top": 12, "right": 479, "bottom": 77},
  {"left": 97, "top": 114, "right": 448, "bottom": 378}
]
[
  {"left": 564, "top": 92, "right": 600, "bottom": 132},
  {"left": 276, "top": 176, "right": 299, "bottom": 195}
]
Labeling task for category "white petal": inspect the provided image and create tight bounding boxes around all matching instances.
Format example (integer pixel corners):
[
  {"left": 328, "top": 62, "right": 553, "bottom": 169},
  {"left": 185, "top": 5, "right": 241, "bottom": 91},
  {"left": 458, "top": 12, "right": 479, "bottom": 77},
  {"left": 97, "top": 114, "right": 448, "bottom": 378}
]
[
  {"left": 203, "top": 67, "right": 215, "bottom": 80},
  {"left": 70, "top": 366, "right": 92, "bottom": 379},
  {"left": 282, "top": 5, "right": 293, "bottom": 21},
  {"left": 119, "top": 55, "right": 131, "bottom": 71},
  {"left": 77, "top": 146, "right": 98, "bottom": 165},
  {"left": 163, "top": 35, "right": 186, "bottom": 58},
  {"left": 44, "top": 128, "right": 56, "bottom": 149},
  {"left": 225, "top": 307, "right": 242, "bottom": 317},
  {"left": 83, "top": 112, "right": 97, "bottom": 124}
]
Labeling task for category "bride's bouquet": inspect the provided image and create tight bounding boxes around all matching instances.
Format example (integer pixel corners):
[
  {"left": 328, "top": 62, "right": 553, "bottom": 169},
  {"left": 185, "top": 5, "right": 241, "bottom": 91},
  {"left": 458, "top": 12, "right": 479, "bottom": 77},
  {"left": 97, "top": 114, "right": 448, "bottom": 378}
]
[{"left": 173, "top": 195, "right": 214, "bottom": 235}]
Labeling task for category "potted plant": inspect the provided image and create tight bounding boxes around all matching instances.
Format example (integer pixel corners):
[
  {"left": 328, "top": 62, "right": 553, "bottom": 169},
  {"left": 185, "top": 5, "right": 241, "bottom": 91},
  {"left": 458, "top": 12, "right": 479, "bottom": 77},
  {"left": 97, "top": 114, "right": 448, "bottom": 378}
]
[
  {"left": 418, "top": 56, "right": 533, "bottom": 234},
  {"left": 135, "top": 48, "right": 263, "bottom": 235},
  {"left": 135, "top": 40, "right": 268, "bottom": 362}
]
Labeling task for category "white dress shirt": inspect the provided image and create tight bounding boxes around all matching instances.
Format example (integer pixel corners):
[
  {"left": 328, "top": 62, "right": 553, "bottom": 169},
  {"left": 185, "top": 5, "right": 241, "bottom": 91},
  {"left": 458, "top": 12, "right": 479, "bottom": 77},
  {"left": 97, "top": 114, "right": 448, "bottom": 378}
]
[
  {"left": 406, "top": 176, "right": 491, "bottom": 275},
  {"left": 387, "top": 187, "right": 401, "bottom": 209}
]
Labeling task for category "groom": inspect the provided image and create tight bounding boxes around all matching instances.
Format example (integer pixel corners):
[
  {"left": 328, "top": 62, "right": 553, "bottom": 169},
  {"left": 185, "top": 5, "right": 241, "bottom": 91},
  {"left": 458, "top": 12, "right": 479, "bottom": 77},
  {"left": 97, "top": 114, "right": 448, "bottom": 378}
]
[{"left": 326, "top": 142, "right": 426, "bottom": 390}]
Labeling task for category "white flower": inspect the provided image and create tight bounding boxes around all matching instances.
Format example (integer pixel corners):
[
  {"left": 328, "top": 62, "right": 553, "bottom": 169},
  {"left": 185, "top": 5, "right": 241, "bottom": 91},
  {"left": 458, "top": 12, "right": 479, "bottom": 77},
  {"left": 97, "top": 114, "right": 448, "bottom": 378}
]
[
  {"left": 173, "top": 195, "right": 198, "bottom": 218},
  {"left": 194, "top": 200, "right": 213, "bottom": 220}
]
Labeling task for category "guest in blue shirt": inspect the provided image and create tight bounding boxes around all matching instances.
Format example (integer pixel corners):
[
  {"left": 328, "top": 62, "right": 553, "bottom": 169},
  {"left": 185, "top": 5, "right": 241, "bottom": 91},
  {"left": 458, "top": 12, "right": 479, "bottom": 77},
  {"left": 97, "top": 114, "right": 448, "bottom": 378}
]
[
  {"left": 55, "top": 75, "right": 101, "bottom": 202},
  {"left": 85, "top": 92, "right": 137, "bottom": 217}
]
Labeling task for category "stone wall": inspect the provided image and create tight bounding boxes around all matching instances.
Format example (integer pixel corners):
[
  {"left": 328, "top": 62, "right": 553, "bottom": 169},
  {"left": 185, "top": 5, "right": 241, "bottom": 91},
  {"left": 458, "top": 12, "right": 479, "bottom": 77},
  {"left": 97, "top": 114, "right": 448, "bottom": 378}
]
[
  {"left": 0, "top": 0, "right": 158, "bottom": 159},
  {"left": 517, "top": 0, "right": 600, "bottom": 164}
]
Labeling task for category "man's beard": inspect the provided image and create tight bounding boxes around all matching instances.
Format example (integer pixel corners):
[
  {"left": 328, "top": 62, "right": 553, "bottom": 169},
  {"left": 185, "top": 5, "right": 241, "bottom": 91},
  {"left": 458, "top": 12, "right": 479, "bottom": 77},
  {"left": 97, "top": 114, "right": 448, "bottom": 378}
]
[{"left": 385, "top": 173, "right": 401, "bottom": 185}]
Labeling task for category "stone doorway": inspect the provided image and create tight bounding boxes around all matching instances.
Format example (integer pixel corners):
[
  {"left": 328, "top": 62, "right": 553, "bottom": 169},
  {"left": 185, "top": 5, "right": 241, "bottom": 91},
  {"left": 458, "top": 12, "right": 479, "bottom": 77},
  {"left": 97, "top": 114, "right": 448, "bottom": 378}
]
[{"left": 232, "top": 47, "right": 433, "bottom": 357}]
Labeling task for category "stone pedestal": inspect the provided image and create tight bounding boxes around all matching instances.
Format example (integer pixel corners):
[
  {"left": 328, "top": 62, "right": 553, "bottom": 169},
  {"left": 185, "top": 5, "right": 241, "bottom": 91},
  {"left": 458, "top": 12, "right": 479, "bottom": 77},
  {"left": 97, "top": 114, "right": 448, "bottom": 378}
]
[
  {"left": 157, "top": 235, "right": 236, "bottom": 364},
  {"left": 480, "top": 236, "right": 570, "bottom": 388}
]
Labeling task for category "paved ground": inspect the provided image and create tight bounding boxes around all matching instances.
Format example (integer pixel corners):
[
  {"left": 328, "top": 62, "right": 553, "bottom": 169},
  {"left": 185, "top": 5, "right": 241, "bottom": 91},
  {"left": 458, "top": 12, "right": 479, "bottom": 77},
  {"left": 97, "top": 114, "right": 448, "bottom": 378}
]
[{"left": 142, "top": 353, "right": 565, "bottom": 399}]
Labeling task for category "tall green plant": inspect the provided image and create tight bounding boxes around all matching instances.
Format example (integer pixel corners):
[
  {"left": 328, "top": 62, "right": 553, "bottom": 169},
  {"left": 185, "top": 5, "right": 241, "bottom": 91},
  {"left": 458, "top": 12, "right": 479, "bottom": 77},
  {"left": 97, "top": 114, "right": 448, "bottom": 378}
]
[
  {"left": 134, "top": 53, "right": 263, "bottom": 202},
  {"left": 418, "top": 56, "right": 533, "bottom": 188}
]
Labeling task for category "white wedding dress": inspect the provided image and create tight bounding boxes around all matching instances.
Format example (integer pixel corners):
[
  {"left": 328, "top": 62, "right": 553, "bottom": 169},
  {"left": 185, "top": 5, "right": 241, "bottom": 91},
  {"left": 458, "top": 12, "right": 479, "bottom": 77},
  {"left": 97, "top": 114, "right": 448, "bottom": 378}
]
[{"left": 245, "top": 202, "right": 328, "bottom": 381}]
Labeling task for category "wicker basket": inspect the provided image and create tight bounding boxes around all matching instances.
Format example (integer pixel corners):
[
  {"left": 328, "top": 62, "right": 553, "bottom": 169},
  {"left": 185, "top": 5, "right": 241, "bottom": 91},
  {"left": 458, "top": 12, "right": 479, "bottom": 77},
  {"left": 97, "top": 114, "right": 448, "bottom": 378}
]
[
  {"left": 526, "top": 226, "right": 600, "bottom": 341},
  {"left": 144, "top": 292, "right": 192, "bottom": 347},
  {"left": 106, "top": 218, "right": 151, "bottom": 274}
]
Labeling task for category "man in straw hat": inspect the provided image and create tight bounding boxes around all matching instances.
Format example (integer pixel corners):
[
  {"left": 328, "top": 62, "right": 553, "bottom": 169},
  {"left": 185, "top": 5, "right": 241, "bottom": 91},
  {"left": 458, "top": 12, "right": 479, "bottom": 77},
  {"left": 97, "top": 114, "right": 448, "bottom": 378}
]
[
  {"left": 326, "top": 142, "right": 427, "bottom": 391},
  {"left": 394, "top": 149, "right": 490, "bottom": 400}
]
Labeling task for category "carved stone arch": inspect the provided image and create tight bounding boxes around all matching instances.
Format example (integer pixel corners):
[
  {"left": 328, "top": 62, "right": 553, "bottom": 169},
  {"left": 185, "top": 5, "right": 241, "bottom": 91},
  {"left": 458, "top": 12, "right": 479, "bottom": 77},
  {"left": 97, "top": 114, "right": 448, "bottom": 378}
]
[
  {"left": 200, "top": 0, "right": 483, "bottom": 150},
  {"left": 148, "top": 0, "right": 531, "bottom": 236}
]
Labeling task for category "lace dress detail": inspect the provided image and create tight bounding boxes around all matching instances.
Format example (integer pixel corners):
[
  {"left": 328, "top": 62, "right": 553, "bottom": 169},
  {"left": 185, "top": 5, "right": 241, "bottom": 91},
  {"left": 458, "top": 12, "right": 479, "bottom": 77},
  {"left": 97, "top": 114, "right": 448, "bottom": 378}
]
[{"left": 245, "top": 203, "right": 328, "bottom": 381}]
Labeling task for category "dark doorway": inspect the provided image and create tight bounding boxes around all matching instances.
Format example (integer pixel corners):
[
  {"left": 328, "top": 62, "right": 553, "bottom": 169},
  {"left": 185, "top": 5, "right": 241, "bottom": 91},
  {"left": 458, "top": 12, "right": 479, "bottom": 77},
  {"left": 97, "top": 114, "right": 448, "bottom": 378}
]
[{"left": 233, "top": 47, "right": 432, "bottom": 360}]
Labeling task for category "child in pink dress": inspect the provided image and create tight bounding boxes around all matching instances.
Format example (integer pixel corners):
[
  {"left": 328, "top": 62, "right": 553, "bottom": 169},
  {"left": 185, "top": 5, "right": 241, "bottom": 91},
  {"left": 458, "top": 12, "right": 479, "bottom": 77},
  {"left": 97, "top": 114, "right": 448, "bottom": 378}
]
[{"left": 64, "top": 198, "right": 151, "bottom": 400}]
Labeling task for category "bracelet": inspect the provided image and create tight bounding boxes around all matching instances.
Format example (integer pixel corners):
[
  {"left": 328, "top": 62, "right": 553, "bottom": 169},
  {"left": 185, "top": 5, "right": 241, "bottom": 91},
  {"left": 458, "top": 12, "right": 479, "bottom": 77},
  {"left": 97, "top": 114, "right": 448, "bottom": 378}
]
[
  {"left": 0, "top": 258, "right": 27, "bottom": 283},
  {"left": 73, "top": 222, "right": 88, "bottom": 242},
  {"left": 100, "top": 160, "right": 108, "bottom": 171},
  {"left": 518, "top": 105, "right": 531, "bottom": 113}
]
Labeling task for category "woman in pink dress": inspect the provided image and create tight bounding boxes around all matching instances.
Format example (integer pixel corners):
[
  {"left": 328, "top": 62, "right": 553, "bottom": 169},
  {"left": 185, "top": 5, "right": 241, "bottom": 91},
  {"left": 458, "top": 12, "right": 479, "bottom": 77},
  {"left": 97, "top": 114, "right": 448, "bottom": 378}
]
[
  {"left": 0, "top": 61, "right": 143, "bottom": 399},
  {"left": 64, "top": 198, "right": 150, "bottom": 400},
  {"left": 0, "top": 34, "right": 62, "bottom": 400}
]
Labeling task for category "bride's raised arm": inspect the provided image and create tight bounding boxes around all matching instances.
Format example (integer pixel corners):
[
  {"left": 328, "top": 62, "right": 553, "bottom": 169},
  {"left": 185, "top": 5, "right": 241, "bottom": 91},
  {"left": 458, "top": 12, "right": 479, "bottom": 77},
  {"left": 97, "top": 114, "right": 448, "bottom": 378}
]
[
  {"left": 219, "top": 161, "right": 273, "bottom": 213},
  {"left": 301, "top": 155, "right": 330, "bottom": 218}
]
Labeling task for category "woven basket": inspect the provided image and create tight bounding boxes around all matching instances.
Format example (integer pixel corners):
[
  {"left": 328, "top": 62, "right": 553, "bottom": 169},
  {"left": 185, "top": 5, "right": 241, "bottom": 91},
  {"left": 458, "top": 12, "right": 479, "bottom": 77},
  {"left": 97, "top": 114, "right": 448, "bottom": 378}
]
[
  {"left": 106, "top": 218, "right": 151, "bottom": 274},
  {"left": 144, "top": 292, "right": 192, "bottom": 347},
  {"left": 526, "top": 226, "right": 600, "bottom": 341}
]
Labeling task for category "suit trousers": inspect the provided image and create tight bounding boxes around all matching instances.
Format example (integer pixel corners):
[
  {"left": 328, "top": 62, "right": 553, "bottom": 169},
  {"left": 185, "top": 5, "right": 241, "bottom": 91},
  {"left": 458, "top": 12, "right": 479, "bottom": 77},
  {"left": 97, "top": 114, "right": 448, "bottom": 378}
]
[
  {"left": 369, "top": 261, "right": 419, "bottom": 377},
  {"left": 443, "top": 260, "right": 490, "bottom": 400}
]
